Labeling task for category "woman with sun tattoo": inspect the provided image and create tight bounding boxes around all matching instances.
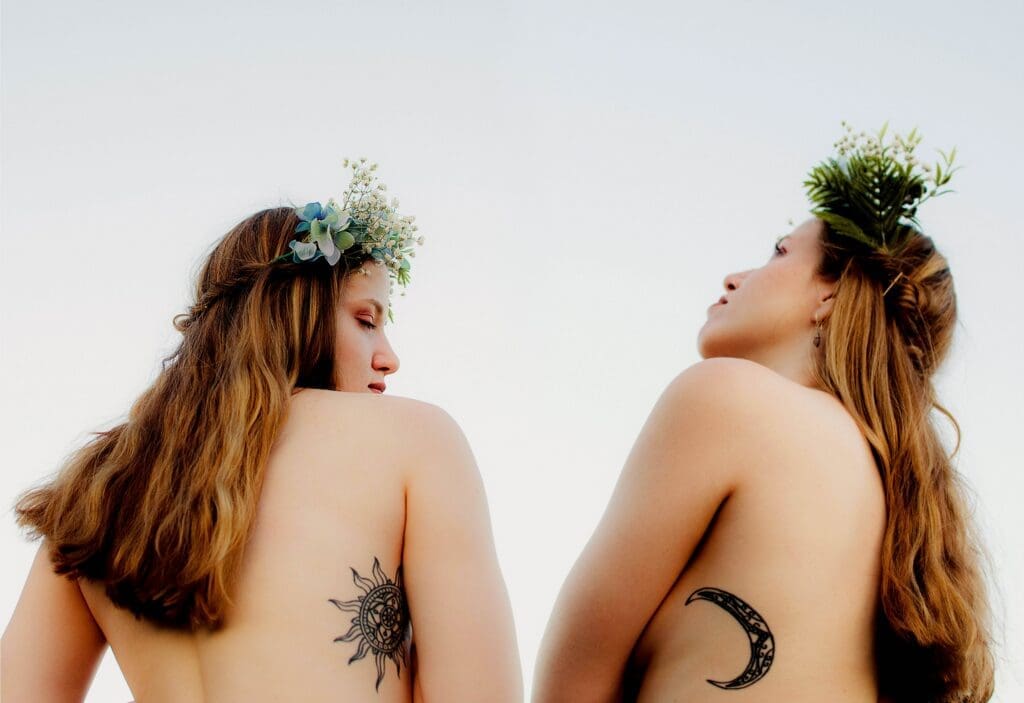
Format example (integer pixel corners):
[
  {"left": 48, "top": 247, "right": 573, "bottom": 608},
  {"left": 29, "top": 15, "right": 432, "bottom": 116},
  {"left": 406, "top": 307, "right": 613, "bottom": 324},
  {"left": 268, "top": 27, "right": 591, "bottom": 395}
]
[
  {"left": 3, "top": 160, "right": 522, "bottom": 702},
  {"left": 533, "top": 123, "right": 995, "bottom": 703}
]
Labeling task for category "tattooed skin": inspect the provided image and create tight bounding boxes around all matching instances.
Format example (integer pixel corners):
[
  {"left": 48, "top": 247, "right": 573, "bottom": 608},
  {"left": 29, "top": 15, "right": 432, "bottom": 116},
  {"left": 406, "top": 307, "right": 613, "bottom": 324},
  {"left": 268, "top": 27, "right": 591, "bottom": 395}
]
[
  {"left": 685, "top": 586, "right": 775, "bottom": 689},
  {"left": 329, "top": 557, "right": 411, "bottom": 692}
]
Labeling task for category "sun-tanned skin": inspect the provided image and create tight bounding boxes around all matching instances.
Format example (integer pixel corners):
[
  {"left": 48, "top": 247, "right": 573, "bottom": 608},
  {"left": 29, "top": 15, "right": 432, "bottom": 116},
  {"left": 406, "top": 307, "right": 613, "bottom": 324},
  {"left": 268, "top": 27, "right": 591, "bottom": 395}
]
[
  {"left": 533, "top": 219, "right": 887, "bottom": 702},
  {"left": 3, "top": 262, "right": 522, "bottom": 703}
]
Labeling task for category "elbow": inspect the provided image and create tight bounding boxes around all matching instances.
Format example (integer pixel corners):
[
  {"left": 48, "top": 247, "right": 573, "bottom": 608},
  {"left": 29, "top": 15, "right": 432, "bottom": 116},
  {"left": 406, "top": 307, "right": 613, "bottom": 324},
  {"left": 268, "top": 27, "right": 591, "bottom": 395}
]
[{"left": 532, "top": 646, "right": 622, "bottom": 703}]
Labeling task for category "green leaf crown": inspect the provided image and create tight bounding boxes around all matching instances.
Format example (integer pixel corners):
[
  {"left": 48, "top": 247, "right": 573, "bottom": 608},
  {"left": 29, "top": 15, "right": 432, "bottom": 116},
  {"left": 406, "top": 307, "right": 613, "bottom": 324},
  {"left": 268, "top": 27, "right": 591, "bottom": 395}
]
[{"left": 803, "top": 120, "right": 960, "bottom": 257}]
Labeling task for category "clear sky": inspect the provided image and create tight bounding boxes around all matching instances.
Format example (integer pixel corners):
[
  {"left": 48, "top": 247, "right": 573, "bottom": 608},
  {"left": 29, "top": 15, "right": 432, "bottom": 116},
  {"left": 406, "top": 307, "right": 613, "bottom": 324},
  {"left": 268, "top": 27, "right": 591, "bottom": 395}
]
[{"left": 2, "top": 0, "right": 1022, "bottom": 699}]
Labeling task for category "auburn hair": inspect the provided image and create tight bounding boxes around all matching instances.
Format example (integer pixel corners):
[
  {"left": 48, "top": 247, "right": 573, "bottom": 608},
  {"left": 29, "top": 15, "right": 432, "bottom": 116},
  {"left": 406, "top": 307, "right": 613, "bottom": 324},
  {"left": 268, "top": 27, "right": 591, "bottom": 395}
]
[
  {"left": 15, "top": 207, "right": 372, "bottom": 629},
  {"left": 810, "top": 223, "right": 995, "bottom": 702}
]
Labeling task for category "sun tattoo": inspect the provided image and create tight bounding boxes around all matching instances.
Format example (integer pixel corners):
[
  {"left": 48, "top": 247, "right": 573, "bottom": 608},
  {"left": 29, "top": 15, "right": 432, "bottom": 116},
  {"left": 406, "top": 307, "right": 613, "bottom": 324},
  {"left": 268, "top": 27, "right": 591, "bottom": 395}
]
[{"left": 329, "top": 557, "right": 411, "bottom": 691}]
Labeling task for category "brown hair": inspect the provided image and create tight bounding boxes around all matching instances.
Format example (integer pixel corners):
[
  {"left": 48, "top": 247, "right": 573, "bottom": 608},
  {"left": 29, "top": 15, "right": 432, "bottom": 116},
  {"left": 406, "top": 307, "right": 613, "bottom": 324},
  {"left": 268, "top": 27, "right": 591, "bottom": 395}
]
[
  {"left": 15, "top": 206, "right": 372, "bottom": 629},
  {"left": 811, "top": 223, "right": 995, "bottom": 702}
]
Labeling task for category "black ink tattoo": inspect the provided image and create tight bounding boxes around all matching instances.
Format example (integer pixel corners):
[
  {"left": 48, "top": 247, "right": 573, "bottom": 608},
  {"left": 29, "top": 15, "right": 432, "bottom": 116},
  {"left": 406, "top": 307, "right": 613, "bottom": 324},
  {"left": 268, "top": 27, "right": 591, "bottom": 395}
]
[
  {"left": 329, "top": 557, "right": 411, "bottom": 692},
  {"left": 685, "top": 586, "right": 775, "bottom": 690}
]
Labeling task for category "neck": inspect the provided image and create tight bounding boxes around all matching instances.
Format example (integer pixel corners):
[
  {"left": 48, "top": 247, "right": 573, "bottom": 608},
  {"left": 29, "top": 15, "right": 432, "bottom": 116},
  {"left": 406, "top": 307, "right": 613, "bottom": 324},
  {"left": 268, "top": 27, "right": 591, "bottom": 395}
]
[{"left": 741, "top": 333, "right": 822, "bottom": 391}]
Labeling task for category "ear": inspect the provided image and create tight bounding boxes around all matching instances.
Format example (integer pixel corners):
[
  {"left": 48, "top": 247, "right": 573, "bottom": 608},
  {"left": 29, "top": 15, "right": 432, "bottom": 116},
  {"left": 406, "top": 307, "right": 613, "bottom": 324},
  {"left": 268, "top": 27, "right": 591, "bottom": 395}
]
[{"left": 812, "top": 283, "right": 837, "bottom": 323}]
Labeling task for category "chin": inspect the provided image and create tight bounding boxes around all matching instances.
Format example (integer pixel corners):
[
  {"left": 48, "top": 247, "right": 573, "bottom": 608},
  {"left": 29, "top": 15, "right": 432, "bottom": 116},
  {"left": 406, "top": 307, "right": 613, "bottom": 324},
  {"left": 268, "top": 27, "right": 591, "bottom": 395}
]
[
  {"left": 697, "top": 325, "right": 739, "bottom": 360},
  {"left": 696, "top": 324, "right": 720, "bottom": 359}
]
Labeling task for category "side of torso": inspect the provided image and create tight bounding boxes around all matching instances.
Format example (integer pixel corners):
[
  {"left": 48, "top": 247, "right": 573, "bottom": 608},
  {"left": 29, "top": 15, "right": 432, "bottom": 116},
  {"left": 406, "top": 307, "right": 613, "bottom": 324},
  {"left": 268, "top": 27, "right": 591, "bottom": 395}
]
[
  {"left": 624, "top": 386, "right": 887, "bottom": 703},
  {"left": 78, "top": 389, "right": 415, "bottom": 703}
]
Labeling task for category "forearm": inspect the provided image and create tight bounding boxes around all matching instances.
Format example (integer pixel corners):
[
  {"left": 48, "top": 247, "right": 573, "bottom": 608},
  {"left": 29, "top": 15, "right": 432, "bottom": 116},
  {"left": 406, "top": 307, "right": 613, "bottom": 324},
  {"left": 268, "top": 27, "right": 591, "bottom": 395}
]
[{"left": 532, "top": 617, "right": 627, "bottom": 703}]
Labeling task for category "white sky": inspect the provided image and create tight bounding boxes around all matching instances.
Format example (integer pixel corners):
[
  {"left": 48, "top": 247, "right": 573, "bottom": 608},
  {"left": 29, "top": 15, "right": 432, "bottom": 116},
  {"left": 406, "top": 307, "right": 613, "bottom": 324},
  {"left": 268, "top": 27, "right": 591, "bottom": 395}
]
[{"left": 2, "top": 0, "right": 1022, "bottom": 699}]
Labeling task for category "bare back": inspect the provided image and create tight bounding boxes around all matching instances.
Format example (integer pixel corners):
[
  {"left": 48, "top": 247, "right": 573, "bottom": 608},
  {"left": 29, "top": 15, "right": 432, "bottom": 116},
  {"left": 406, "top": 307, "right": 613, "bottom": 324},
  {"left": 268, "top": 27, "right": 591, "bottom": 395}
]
[
  {"left": 70, "top": 388, "right": 521, "bottom": 702},
  {"left": 532, "top": 358, "right": 887, "bottom": 703},
  {"left": 623, "top": 378, "right": 886, "bottom": 702}
]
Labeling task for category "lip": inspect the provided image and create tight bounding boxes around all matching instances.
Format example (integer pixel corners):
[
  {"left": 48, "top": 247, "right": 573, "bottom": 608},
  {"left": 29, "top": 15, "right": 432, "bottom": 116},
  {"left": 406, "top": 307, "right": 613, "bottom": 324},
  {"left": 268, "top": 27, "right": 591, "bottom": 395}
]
[
  {"left": 708, "top": 297, "right": 728, "bottom": 313},
  {"left": 368, "top": 382, "right": 386, "bottom": 394}
]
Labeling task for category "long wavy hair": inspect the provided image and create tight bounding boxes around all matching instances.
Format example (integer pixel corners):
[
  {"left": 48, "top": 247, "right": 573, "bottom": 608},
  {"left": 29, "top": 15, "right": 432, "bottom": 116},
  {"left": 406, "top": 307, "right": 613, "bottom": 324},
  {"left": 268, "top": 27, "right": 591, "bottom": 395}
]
[
  {"left": 810, "top": 223, "right": 995, "bottom": 702},
  {"left": 15, "top": 206, "right": 371, "bottom": 629}
]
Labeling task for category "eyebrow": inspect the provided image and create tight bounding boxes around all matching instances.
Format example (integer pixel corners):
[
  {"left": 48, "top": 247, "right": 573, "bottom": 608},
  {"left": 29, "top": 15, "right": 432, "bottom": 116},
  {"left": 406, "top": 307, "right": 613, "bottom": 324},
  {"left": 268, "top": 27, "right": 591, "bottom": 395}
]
[{"left": 354, "top": 298, "right": 386, "bottom": 319}]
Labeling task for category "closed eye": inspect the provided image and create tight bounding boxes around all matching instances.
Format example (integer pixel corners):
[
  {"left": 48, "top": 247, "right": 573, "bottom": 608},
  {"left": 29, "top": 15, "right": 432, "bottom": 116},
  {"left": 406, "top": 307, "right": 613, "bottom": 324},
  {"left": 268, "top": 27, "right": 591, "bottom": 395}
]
[
  {"left": 773, "top": 242, "right": 785, "bottom": 256},
  {"left": 358, "top": 317, "right": 377, "bottom": 330}
]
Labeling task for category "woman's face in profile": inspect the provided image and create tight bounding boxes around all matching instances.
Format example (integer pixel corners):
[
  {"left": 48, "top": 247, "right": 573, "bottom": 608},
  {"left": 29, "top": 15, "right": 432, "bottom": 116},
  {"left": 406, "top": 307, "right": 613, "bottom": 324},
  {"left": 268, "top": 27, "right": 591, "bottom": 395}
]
[
  {"left": 697, "top": 217, "right": 830, "bottom": 360},
  {"left": 333, "top": 261, "right": 400, "bottom": 394}
]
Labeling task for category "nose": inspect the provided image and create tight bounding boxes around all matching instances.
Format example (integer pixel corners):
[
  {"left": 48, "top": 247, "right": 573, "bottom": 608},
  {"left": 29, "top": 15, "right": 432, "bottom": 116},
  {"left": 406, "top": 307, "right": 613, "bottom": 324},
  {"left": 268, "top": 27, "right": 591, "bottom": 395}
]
[
  {"left": 722, "top": 270, "right": 747, "bottom": 292},
  {"left": 373, "top": 334, "right": 400, "bottom": 376}
]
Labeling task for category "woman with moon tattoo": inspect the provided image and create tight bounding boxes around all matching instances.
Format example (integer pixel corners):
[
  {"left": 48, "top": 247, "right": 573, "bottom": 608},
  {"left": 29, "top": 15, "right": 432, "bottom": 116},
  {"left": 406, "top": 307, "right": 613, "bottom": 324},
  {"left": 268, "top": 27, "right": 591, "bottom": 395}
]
[
  {"left": 533, "top": 123, "right": 995, "bottom": 702},
  {"left": 3, "top": 161, "right": 522, "bottom": 701}
]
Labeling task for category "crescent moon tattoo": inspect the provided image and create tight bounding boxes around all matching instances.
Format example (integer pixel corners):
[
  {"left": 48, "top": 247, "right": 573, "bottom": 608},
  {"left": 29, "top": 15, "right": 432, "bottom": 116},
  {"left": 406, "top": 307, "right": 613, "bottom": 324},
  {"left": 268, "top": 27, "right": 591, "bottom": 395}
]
[{"left": 685, "top": 586, "right": 775, "bottom": 690}]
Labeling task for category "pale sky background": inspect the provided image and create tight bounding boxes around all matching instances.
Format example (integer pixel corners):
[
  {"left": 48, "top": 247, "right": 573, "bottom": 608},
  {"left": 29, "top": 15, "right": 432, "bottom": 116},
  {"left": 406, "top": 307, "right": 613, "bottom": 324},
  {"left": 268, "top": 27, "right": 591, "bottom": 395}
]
[{"left": 2, "top": 0, "right": 1022, "bottom": 699}]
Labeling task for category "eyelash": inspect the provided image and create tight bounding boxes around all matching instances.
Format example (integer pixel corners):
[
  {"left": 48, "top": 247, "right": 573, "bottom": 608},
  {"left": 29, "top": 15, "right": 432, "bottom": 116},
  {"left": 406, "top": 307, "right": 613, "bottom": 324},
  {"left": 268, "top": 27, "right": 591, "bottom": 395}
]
[
  {"left": 774, "top": 243, "right": 785, "bottom": 256},
  {"left": 358, "top": 317, "right": 377, "bottom": 330}
]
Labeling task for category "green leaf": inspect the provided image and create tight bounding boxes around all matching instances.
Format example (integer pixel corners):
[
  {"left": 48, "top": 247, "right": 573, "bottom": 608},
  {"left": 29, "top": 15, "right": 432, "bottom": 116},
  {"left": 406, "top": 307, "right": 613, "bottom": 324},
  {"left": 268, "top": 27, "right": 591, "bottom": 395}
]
[
  {"left": 813, "top": 210, "right": 877, "bottom": 249},
  {"left": 334, "top": 230, "right": 355, "bottom": 251}
]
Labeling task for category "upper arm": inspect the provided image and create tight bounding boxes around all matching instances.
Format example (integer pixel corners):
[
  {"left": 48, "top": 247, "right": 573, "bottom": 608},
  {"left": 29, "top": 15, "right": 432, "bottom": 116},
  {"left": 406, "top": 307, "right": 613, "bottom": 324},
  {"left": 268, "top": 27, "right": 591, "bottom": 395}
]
[
  {"left": 401, "top": 404, "right": 523, "bottom": 702},
  {"left": 2, "top": 542, "right": 107, "bottom": 703},
  {"left": 533, "top": 359, "right": 776, "bottom": 701}
]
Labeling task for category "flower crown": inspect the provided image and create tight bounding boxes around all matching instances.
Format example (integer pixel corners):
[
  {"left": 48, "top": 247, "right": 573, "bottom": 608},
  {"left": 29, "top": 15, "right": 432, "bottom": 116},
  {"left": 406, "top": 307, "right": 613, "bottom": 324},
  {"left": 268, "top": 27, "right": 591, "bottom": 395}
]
[
  {"left": 270, "top": 158, "right": 423, "bottom": 306},
  {"left": 802, "top": 120, "right": 960, "bottom": 258}
]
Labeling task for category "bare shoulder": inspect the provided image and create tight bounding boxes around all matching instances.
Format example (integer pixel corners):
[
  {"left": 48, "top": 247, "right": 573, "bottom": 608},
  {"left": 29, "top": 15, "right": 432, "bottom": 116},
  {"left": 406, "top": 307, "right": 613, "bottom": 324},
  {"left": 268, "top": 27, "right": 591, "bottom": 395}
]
[
  {"left": 664, "top": 357, "right": 782, "bottom": 401},
  {"left": 290, "top": 388, "right": 458, "bottom": 434},
  {"left": 288, "top": 388, "right": 473, "bottom": 477},
  {"left": 659, "top": 357, "right": 806, "bottom": 430},
  {"left": 662, "top": 359, "right": 874, "bottom": 477},
  {"left": 667, "top": 357, "right": 815, "bottom": 408},
  {"left": 671, "top": 358, "right": 862, "bottom": 433}
]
